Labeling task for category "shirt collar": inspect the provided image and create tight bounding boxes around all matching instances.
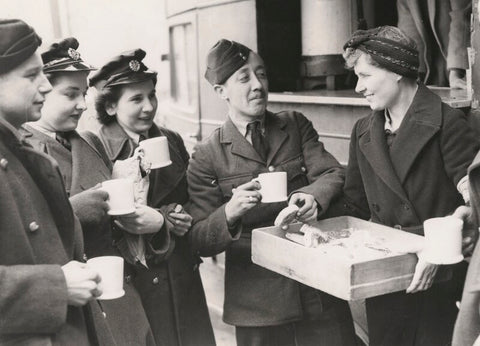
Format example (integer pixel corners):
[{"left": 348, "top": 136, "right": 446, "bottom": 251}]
[
  {"left": 121, "top": 126, "right": 148, "bottom": 145},
  {"left": 229, "top": 114, "right": 265, "bottom": 138},
  {"left": 25, "top": 122, "right": 57, "bottom": 139}
]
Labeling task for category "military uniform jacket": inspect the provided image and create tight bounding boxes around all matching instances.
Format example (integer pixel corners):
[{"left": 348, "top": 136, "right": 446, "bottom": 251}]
[
  {"left": 21, "top": 125, "right": 156, "bottom": 346},
  {"left": 97, "top": 121, "right": 215, "bottom": 346},
  {"left": 453, "top": 152, "right": 480, "bottom": 346},
  {"left": 0, "top": 120, "right": 92, "bottom": 345},
  {"left": 187, "top": 110, "right": 345, "bottom": 326}
]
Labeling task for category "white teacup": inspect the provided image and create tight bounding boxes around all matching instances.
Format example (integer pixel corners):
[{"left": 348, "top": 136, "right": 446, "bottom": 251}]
[
  {"left": 101, "top": 178, "right": 135, "bottom": 216},
  {"left": 253, "top": 172, "right": 287, "bottom": 203},
  {"left": 423, "top": 216, "right": 464, "bottom": 265},
  {"left": 138, "top": 137, "right": 172, "bottom": 169},
  {"left": 87, "top": 256, "right": 125, "bottom": 300}
]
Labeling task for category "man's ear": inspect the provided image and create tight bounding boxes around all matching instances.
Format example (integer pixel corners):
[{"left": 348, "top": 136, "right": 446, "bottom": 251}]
[
  {"left": 214, "top": 84, "right": 228, "bottom": 100},
  {"left": 105, "top": 102, "right": 117, "bottom": 116}
]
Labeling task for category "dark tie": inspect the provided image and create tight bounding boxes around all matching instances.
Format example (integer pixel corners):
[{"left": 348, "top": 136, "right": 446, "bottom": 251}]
[
  {"left": 55, "top": 131, "right": 71, "bottom": 151},
  {"left": 139, "top": 134, "right": 147, "bottom": 143},
  {"left": 247, "top": 121, "right": 267, "bottom": 161}
]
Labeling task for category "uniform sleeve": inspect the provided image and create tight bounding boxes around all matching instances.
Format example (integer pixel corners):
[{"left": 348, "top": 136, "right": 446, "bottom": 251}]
[
  {"left": 0, "top": 264, "right": 68, "bottom": 334},
  {"left": 291, "top": 112, "right": 346, "bottom": 213},
  {"left": 446, "top": 0, "right": 471, "bottom": 70},
  {"left": 186, "top": 143, "right": 241, "bottom": 257},
  {"left": 440, "top": 107, "right": 480, "bottom": 186},
  {"left": 324, "top": 120, "right": 371, "bottom": 219}
]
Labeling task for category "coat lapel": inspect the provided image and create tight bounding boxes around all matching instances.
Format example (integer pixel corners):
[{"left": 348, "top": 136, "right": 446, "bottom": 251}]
[
  {"left": 98, "top": 122, "right": 133, "bottom": 161},
  {"left": 265, "top": 111, "right": 288, "bottom": 165},
  {"left": 70, "top": 133, "right": 111, "bottom": 195},
  {"left": 389, "top": 84, "right": 441, "bottom": 183},
  {"left": 221, "top": 117, "right": 265, "bottom": 165},
  {"left": 359, "top": 112, "right": 409, "bottom": 200}
]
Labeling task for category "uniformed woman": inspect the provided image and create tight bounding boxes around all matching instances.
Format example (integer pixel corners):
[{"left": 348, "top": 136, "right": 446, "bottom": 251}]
[
  {"left": 21, "top": 38, "right": 156, "bottom": 346},
  {"left": 89, "top": 49, "right": 215, "bottom": 346}
]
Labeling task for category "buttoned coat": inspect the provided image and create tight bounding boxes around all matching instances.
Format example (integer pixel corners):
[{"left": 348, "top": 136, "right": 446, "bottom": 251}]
[
  {"left": 97, "top": 121, "right": 215, "bottom": 346},
  {"left": 397, "top": 0, "right": 471, "bottom": 86},
  {"left": 0, "top": 121, "right": 93, "bottom": 345},
  {"left": 21, "top": 125, "right": 156, "bottom": 346},
  {"left": 453, "top": 152, "right": 480, "bottom": 346},
  {"left": 327, "top": 83, "right": 479, "bottom": 345},
  {"left": 187, "top": 110, "right": 346, "bottom": 326}
]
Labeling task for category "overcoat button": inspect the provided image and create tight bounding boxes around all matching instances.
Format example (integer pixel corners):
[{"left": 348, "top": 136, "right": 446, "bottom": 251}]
[
  {"left": 394, "top": 224, "right": 402, "bottom": 230},
  {"left": 82, "top": 254, "right": 88, "bottom": 262},
  {"left": 125, "top": 275, "right": 132, "bottom": 283},
  {"left": 29, "top": 221, "right": 39, "bottom": 232},
  {"left": 301, "top": 166, "right": 307, "bottom": 173},
  {"left": 268, "top": 166, "right": 275, "bottom": 172},
  {"left": 403, "top": 204, "right": 410, "bottom": 211},
  {"left": 0, "top": 158, "right": 8, "bottom": 169},
  {"left": 152, "top": 277, "right": 159, "bottom": 285}
]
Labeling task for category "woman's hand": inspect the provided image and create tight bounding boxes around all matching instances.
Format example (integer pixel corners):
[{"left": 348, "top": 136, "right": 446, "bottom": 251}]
[
  {"left": 114, "top": 205, "right": 164, "bottom": 235},
  {"left": 225, "top": 181, "right": 261, "bottom": 226},
  {"left": 168, "top": 209, "right": 193, "bottom": 237},
  {"left": 406, "top": 255, "right": 439, "bottom": 293}
]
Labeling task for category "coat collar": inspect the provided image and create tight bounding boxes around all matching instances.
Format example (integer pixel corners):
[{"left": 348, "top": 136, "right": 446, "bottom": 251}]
[
  {"left": 358, "top": 83, "right": 442, "bottom": 200},
  {"left": 220, "top": 111, "right": 288, "bottom": 165},
  {"left": 98, "top": 121, "right": 133, "bottom": 161}
]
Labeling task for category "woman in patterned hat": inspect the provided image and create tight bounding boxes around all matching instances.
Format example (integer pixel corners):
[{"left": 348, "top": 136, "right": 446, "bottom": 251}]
[
  {"left": 325, "top": 25, "right": 480, "bottom": 345},
  {"left": 21, "top": 37, "right": 157, "bottom": 346},
  {"left": 89, "top": 49, "right": 215, "bottom": 346}
]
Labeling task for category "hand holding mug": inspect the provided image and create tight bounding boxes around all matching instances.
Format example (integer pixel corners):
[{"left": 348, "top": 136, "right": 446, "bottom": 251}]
[
  {"left": 114, "top": 204, "right": 164, "bottom": 235},
  {"left": 225, "top": 181, "right": 261, "bottom": 225},
  {"left": 62, "top": 261, "right": 102, "bottom": 306},
  {"left": 69, "top": 185, "right": 109, "bottom": 227}
]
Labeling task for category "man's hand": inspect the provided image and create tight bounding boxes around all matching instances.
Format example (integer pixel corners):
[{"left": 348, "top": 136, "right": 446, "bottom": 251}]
[
  {"left": 449, "top": 69, "right": 467, "bottom": 90},
  {"left": 453, "top": 206, "right": 478, "bottom": 258},
  {"left": 114, "top": 205, "right": 164, "bottom": 235},
  {"left": 62, "top": 261, "right": 102, "bottom": 306},
  {"left": 69, "top": 186, "right": 109, "bottom": 227},
  {"left": 225, "top": 181, "right": 261, "bottom": 225},
  {"left": 289, "top": 193, "right": 318, "bottom": 223},
  {"left": 406, "top": 255, "right": 439, "bottom": 294}
]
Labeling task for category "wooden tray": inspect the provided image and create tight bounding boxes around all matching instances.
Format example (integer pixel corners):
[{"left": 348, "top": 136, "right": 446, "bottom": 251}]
[{"left": 252, "top": 216, "right": 440, "bottom": 300}]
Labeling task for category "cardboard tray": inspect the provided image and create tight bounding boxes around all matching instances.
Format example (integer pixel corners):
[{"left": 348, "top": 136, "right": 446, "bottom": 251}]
[{"left": 252, "top": 216, "right": 434, "bottom": 300}]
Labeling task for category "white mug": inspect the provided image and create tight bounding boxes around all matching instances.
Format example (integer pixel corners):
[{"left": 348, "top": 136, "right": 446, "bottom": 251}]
[
  {"left": 138, "top": 137, "right": 172, "bottom": 169},
  {"left": 101, "top": 178, "right": 135, "bottom": 216},
  {"left": 253, "top": 172, "right": 287, "bottom": 203},
  {"left": 87, "top": 256, "right": 125, "bottom": 300},
  {"left": 423, "top": 216, "right": 464, "bottom": 265}
]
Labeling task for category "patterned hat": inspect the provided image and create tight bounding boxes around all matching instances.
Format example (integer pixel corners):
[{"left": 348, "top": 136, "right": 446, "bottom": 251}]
[
  {"left": 343, "top": 26, "right": 419, "bottom": 79},
  {"left": 42, "top": 37, "right": 95, "bottom": 73},
  {"left": 0, "top": 19, "right": 42, "bottom": 74},
  {"left": 89, "top": 48, "right": 157, "bottom": 89},
  {"left": 205, "top": 39, "right": 251, "bottom": 85}
]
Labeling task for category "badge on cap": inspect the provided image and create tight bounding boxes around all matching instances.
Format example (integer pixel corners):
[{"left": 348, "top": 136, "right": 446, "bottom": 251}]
[
  {"left": 68, "top": 48, "right": 81, "bottom": 61},
  {"left": 239, "top": 52, "right": 247, "bottom": 61},
  {"left": 129, "top": 60, "right": 140, "bottom": 72}
]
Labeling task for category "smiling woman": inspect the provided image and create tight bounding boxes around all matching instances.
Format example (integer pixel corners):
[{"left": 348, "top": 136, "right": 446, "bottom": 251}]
[
  {"left": 324, "top": 25, "right": 480, "bottom": 346},
  {"left": 89, "top": 48, "right": 215, "bottom": 346}
]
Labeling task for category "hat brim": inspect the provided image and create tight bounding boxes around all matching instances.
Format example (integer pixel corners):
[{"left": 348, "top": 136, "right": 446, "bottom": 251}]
[
  {"left": 44, "top": 61, "right": 96, "bottom": 74},
  {"left": 104, "top": 71, "right": 157, "bottom": 88}
]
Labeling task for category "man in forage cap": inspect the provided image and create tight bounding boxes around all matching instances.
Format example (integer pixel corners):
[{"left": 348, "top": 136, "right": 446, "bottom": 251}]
[
  {"left": 0, "top": 19, "right": 102, "bottom": 345},
  {"left": 187, "top": 39, "right": 357, "bottom": 346}
]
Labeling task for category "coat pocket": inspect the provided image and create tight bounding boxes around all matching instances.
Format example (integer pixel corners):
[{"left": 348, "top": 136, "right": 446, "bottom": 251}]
[
  {"left": 218, "top": 173, "right": 254, "bottom": 202},
  {"left": 278, "top": 154, "right": 308, "bottom": 192}
]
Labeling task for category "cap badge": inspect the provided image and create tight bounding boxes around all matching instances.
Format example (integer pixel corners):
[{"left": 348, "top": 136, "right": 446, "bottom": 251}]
[
  {"left": 129, "top": 60, "right": 140, "bottom": 72},
  {"left": 239, "top": 52, "right": 247, "bottom": 61},
  {"left": 68, "top": 48, "right": 81, "bottom": 61}
]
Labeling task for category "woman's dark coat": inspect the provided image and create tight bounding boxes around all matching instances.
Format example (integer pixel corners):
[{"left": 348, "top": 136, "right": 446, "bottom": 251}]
[{"left": 97, "top": 121, "right": 215, "bottom": 346}]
